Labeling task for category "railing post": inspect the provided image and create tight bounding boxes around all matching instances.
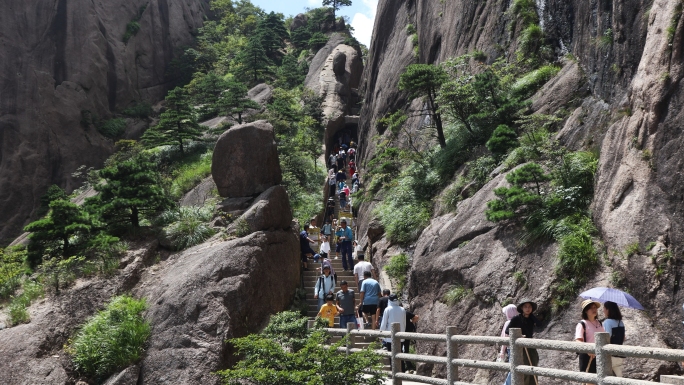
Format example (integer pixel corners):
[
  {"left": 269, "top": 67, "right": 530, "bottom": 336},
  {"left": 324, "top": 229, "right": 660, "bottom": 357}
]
[
  {"left": 446, "top": 326, "right": 458, "bottom": 384},
  {"left": 391, "top": 322, "right": 402, "bottom": 385},
  {"left": 307, "top": 319, "right": 314, "bottom": 329},
  {"left": 595, "top": 332, "right": 612, "bottom": 385},
  {"left": 346, "top": 322, "right": 355, "bottom": 355},
  {"left": 509, "top": 328, "right": 524, "bottom": 385}
]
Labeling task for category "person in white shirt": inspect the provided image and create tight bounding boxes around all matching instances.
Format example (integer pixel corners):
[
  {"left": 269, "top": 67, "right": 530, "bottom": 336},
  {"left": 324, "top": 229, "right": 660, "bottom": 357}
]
[
  {"left": 380, "top": 294, "right": 407, "bottom": 372},
  {"left": 353, "top": 254, "right": 375, "bottom": 289},
  {"left": 320, "top": 235, "right": 331, "bottom": 259}
]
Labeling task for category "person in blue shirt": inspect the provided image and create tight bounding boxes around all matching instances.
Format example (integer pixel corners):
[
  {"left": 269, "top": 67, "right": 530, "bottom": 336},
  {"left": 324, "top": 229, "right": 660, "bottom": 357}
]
[
  {"left": 359, "top": 270, "right": 381, "bottom": 329},
  {"left": 335, "top": 218, "right": 354, "bottom": 271}
]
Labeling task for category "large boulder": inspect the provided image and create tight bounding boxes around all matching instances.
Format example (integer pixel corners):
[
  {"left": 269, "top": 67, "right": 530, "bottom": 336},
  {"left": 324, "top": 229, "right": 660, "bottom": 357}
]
[
  {"left": 247, "top": 83, "right": 273, "bottom": 106},
  {"left": 231, "top": 186, "right": 292, "bottom": 232},
  {"left": 137, "top": 230, "right": 300, "bottom": 384},
  {"left": 211, "top": 120, "right": 282, "bottom": 198}
]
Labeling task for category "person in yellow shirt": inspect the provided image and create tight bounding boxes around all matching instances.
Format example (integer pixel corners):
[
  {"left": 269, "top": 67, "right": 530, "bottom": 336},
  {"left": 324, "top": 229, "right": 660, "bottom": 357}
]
[{"left": 318, "top": 294, "right": 342, "bottom": 327}]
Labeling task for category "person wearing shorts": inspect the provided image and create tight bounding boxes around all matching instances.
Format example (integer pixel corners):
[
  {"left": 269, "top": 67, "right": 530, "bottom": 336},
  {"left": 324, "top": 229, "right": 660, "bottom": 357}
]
[{"left": 359, "top": 270, "right": 381, "bottom": 329}]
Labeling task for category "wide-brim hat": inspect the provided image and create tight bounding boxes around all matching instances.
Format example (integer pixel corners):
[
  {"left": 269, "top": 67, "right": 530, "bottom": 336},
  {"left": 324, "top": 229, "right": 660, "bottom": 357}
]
[
  {"left": 581, "top": 299, "right": 601, "bottom": 311},
  {"left": 516, "top": 300, "right": 538, "bottom": 314}
]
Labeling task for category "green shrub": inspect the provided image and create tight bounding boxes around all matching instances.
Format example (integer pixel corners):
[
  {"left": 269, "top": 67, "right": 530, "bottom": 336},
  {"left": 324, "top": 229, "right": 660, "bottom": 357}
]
[
  {"left": 517, "top": 24, "right": 544, "bottom": 58},
  {"left": 406, "top": 24, "right": 416, "bottom": 35},
  {"left": 262, "top": 311, "right": 310, "bottom": 351},
  {"left": 511, "top": 65, "right": 560, "bottom": 99},
  {"left": 97, "top": 118, "right": 127, "bottom": 138},
  {"left": 308, "top": 32, "right": 329, "bottom": 50},
  {"left": 0, "top": 247, "right": 27, "bottom": 300},
  {"left": 66, "top": 295, "right": 150, "bottom": 379},
  {"left": 513, "top": 271, "right": 526, "bottom": 285},
  {"left": 376, "top": 200, "right": 430, "bottom": 245},
  {"left": 168, "top": 151, "right": 213, "bottom": 200},
  {"left": 217, "top": 312, "right": 386, "bottom": 385},
  {"left": 552, "top": 215, "right": 598, "bottom": 306},
  {"left": 487, "top": 125, "right": 519, "bottom": 157},
  {"left": 384, "top": 253, "right": 410, "bottom": 291},
  {"left": 442, "top": 285, "right": 471, "bottom": 305},
  {"left": 123, "top": 21, "right": 141, "bottom": 43},
  {"left": 162, "top": 205, "right": 216, "bottom": 250},
  {"left": 122, "top": 102, "right": 152, "bottom": 119},
  {"left": 8, "top": 301, "right": 30, "bottom": 325},
  {"left": 511, "top": 0, "right": 538, "bottom": 26},
  {"left": 234, "top": 218, "right": 252, "bottom": 238},
  {"left": 624, "top": 242, "right": 640, "bottom": 257}
]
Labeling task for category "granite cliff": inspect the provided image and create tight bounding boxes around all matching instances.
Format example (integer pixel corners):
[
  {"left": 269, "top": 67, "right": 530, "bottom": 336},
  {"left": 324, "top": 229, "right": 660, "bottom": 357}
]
[
  {"left": 0, "top": 0, "right": 210, "bottom": 242},
  {"left": 356, "top": 0, "right": 684, "bottom": 381}
]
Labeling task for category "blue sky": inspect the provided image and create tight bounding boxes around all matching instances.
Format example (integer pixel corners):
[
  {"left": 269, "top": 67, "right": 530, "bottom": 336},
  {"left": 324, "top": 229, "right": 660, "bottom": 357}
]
[{"left": 250, "top": 0, "right": 378, "bottom": 47}]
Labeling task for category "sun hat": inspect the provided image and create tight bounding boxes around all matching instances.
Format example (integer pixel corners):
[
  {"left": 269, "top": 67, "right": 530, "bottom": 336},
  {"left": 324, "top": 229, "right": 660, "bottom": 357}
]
[
  {"left": 516, "top": 300, "right": 538, "bottom": 314},
  {"left": 581, "top": 299, "right": 601, "bottom": 311}
]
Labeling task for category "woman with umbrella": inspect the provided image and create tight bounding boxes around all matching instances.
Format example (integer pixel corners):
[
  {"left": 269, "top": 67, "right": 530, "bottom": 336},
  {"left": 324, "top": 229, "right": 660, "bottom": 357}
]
[
  {"left": 578, "top": 287, "right": 641, "bottom": 377},
  {"left": 575, "top": 300, "right": 605, "bottom": 374}
]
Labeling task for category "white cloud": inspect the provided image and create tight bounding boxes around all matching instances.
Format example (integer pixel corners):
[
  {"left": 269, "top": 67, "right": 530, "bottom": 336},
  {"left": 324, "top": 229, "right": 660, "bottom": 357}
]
[
  {"left": 307, "top": 0, "right": 319, "bottom": 5},
  {"left": 350, "top": 0, "right": 378, "bottom": 47}
]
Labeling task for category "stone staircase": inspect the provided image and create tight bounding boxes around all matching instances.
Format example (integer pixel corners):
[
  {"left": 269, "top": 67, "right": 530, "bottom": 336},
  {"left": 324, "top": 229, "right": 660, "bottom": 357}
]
[{"left": 303, "top": 245, "right": 390, "bottom": 368}]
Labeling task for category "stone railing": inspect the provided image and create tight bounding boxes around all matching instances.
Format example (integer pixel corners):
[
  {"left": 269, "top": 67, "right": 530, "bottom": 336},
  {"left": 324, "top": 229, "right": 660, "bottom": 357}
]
[{"left": 322, "top": 323, "right": 684, "bottom": 385}]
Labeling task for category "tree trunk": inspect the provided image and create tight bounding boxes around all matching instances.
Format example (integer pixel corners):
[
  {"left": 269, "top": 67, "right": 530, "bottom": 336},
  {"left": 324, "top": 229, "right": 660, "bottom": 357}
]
[
  {"left": 238, "top": 111, "right": 243, "bottom": 124},
  {"left": 178, "top": 121, "right": 185, "bottom": 155},
  {"left": 62, "top": 236, "right": 69, "bottom": 258},
  {"left": 131, "top": 206, "right": 140, "bottom": 228},
  {"left": 428, "top": 92, "right": 446, "bottom": 148}
]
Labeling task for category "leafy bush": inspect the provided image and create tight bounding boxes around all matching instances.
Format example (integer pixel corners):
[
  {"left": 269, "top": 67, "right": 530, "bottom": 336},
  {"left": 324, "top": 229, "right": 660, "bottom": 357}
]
[
  {"left": 66, "top": 295, "right": 150, "bottom": 379},
  {"left": 552, "top": 215, "right": 598, "bottom": 307},
  {"left": 442, "top": 285, "right": 471, "bottom": 305},
  {"left": 511, "top": 65, "right": 560, "bottom": 99},
  {"left": 486, "top": 163, "right": 550, "bottom": 222},
  {"left": 234, "top": 218, "right": 252, "bottom": 238},
  {"left": 217, "top": 311, "right": 386, "bottom": 385},
  {"left": 0, "top": 247, "right": 28, "bottom": 300},
  {"left": 162, "top": 205, "right": 216, "bottom": 250},
  {"left": 97, "top": 118, "right": 127, "bottom": 138},
  {"left": 122, "top": 102, "right": 152, "bottom": 119},
  {"left": 384, "top": 253, "right": 410, "bottom": 291},
  {"left": 7, "top": 281, "right": 44, "bottom": 325},
  {"left": 123, "top": 21, "right": 141, "bottom": 43},
  {"left": 308, "top": 32, "right": 329, "bottom": 50}
]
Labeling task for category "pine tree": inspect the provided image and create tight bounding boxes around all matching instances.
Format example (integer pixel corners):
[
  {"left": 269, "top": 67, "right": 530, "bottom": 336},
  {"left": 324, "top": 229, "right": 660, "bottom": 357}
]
[
  {"left": 275, "top": 54, "right": 308, "bottom": 89},
  {"left": 322, "top": 0, "right": 352, "bottom": 28},
  {"left": 216, "top": 78, "right": 260, "bottom": 124},
  {"left": 24, "top": 198, "right": 92, "bottom": 266},
  {"left": 399, "top": 64, "right": 449, "bottom": 148},
  {"left": 93, "top": 154, "right": 172, "bottom": 229},
  {"left": 486, "top": 163, "right": 550, "bottom": 222},
  {"left": 142, "top": 87, "right": 203, "bottom": 155},
  {"left": 257, "top": 12, "right": 289, "bottom": 64},
  {"left": 486, "top": 124, "right": 519, "bottom": 157},
  {"left": 237, "top": 36, "right": 272, "bottom": 83}
]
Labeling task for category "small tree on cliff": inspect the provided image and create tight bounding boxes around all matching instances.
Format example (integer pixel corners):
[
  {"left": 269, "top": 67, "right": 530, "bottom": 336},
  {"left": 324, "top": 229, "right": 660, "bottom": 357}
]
[
  {"left": 237, "top": 35, "right": 273, "bottom": 83},
  {"left": 24, "top": 195, "right": 92, "bottom": 267},
  {"left": 322, "top": 0, "right": 352, "bottom": 29},
  {"left": 216, "top": 78, "right": 260, "bottom": 124},
  {"left": 142, "top": 87, "right": 203, "bottom": 155},
  {"left": 93, "top": 154, "right": 172, "bottom": 229},
  {"left": 399, "top": 64, "right": 449, "bottom": 148}
]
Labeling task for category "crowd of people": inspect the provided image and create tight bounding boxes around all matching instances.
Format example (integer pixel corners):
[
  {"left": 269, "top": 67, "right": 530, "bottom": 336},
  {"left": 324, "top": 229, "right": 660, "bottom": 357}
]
[{"left": 498, "top": 299, "right": 627, "bottom": 384}]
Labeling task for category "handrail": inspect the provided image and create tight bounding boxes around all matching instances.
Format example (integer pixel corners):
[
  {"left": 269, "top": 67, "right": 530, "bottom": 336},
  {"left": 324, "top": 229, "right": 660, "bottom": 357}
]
[{"left": 317, "top": 323, "right": 684, "bottom": 385}]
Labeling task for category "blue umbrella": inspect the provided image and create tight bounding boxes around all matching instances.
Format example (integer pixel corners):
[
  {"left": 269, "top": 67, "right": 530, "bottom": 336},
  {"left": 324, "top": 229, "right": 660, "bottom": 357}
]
[{"left": 579, "top": 287, "right": 645, "bottom": 310}]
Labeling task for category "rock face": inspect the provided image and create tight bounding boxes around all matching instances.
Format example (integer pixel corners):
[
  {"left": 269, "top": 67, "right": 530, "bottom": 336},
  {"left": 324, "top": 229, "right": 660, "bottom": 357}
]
[
  {"left": 0, "top": 0, "right": 210, "bottom": 242},
  {"left": 211, "top": 120, "right": 282, "bottom": 198},
  {"left": 0, "top": 191, "right": 298, "bottom": 384},
  {"left": 137, "top": 230, "right": 298, "bottom": 385},
  {"left": 355, "top": 0, "right": 684, "bottom": 381},
  {"left": 304, "top": 34, "right": 363, "bottom": 149}
]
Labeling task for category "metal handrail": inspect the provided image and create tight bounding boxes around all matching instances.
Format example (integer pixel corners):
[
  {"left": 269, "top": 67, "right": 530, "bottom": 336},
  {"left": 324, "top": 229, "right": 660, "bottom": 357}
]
[{"left": 318, "top": 323, "right": 684, "bottom": 385}]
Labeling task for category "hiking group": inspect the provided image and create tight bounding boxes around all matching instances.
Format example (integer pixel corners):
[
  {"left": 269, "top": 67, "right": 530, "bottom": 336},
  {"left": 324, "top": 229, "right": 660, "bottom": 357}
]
[{"left": 499, "top": 299, "right": 627, "bottom": 384}]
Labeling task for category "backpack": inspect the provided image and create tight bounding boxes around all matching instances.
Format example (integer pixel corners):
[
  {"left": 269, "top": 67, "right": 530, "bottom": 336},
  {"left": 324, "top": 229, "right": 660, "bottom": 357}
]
[{"left": 339, "top": 191, "right": 346, "bottom": 200}]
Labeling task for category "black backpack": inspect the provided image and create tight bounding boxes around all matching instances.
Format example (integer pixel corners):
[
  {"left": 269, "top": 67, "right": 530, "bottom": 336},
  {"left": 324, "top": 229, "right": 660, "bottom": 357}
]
[{"left": 339, "top": 191, "right": 346, "bottom": 200}]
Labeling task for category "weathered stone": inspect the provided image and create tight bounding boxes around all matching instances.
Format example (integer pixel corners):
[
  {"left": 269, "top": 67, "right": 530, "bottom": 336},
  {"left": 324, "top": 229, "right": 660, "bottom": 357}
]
[
  {"left": 180, "top": 177, "right": 218, "bottom": 207},
  {"left": 211, "top": 120, "right": 282, "bottom": 197},
  {"left": 103, "top": 365, "right": 140, "bottom": 385},
  {"left": 217, "top": 196, "right": 254, "bottom": 212},
  {"left": 137, "top": 230, "right": 300, "bottom": 384},
  {"left": 230, "top": 186, "right": 292, "bottom": 233},
  {"left": 290, "top": 13, "right": 308, "bottom": 31},
  {"left": 247, "top": 83, "right": 273, "bottom": 105},
  {"left": 0, "top": 0, "right": 211, "bottom": 241},
  {"left": 531, "top": 60, "right": 587, "bottom": 115}
]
